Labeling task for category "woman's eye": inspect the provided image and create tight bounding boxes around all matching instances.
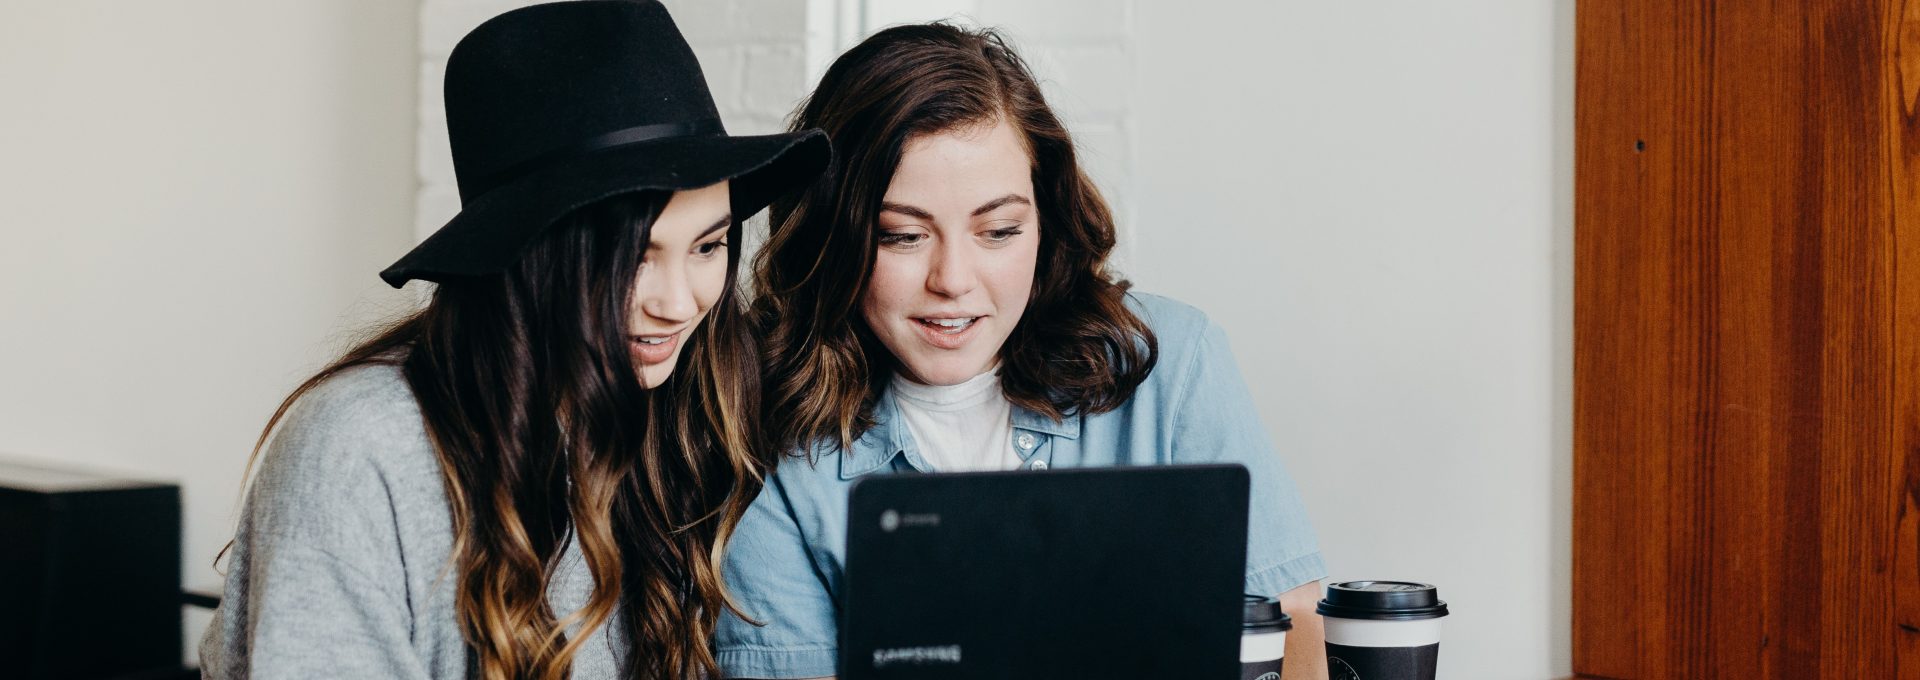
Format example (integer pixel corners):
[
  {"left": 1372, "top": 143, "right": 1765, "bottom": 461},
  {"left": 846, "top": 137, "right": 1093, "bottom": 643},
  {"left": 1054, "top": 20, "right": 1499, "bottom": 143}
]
[
  {"left": 984, "top": 226, "right": 1024, "bottom": 242},
  {"left": 695, "top": 239, "right": 728, "bottom": 257},
  {"left": 878, "top": 232, "right": 926, "bottom": 247}
]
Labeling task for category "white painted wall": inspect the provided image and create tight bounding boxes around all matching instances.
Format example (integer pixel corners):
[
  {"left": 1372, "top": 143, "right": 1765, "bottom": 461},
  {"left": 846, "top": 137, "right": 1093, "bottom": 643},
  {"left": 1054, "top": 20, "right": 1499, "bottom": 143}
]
[
  {"left": 1126, "top": 3, "right": 1575, "bottom": 679},
  {"left": 0, "top": 0, "right": 420, "bottom": 665}
]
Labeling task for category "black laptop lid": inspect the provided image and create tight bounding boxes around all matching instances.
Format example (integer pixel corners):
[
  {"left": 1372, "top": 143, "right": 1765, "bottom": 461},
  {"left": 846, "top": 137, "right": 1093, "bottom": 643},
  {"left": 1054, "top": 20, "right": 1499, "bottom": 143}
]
[{"left": 841, "top": 464, "right": 1250, "bottom": 680}]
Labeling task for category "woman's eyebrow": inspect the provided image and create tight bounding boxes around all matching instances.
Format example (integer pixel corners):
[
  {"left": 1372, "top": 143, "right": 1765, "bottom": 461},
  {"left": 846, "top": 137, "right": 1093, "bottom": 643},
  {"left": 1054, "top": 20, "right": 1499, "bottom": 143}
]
[
  {"left": 970, "top": 194, "right": 1032, "bottom": 217},
  {"left": 879, "top": 202, "right": 935, "bottom": 220}
]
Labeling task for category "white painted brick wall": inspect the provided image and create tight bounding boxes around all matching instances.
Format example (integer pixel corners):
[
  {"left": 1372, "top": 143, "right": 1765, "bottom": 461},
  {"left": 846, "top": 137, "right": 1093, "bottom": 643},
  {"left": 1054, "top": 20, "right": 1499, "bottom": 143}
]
[
  {"left": 415, "top": 0, "right": 811, "bottom": 240},
  {"left": 974, "top": 0, "right": 1130, "bottom": 42}
]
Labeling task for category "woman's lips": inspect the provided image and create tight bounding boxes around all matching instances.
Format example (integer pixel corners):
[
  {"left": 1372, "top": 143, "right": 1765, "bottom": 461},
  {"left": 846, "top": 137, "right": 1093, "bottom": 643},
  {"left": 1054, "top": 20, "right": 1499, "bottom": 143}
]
[
  {"left": 630, "top": 332, "right": 679, "bottom": 364},
  {"left": 913, "top": 316, "right": 981, "bottom": 350}
]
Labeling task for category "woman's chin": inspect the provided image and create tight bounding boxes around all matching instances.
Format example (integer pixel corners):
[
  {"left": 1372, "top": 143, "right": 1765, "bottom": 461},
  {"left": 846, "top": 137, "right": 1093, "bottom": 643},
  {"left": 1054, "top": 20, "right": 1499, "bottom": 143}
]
[
  {"left": 637, "top": 358, "right": 679, "bottom": 388},
  {"left": 901, "top": 361, "right": 991, "bottom": 387}
]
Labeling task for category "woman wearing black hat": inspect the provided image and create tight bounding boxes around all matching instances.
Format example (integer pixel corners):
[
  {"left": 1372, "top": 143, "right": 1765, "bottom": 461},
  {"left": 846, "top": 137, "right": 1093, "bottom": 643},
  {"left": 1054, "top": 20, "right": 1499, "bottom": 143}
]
[
  {"left": 715, "top": 23, "right": 1326, "bottom": 680},
  {"left": 199, "top": 2, "right": 827, "bottom": 679}
]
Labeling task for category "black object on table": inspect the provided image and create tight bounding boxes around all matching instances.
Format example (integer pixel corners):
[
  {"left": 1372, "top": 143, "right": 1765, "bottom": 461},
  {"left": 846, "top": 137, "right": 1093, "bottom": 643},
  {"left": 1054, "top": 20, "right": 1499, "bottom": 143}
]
[
  {"left": 840, "top": 464, "right": 1252, "bottom": 680},
  {"left": 0, "top": 457, "right": 183, "bottom": 680}
]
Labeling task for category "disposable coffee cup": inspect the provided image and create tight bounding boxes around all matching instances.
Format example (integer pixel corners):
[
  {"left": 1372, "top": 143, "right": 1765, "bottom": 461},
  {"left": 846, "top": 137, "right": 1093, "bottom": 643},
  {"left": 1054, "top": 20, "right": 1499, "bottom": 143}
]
[
  {"left": 1240, "top": 594, "right": 1292, "bottom": 680},
  {"left": 1316, "top": 581, "right": 1449, "bottom": 680}
]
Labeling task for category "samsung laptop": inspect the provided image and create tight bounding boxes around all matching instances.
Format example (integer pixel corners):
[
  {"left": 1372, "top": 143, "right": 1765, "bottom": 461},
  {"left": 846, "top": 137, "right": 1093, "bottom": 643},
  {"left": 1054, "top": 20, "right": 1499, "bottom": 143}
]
[{"left": 840, "top": 464, "right": 1250, "bottom": 679}]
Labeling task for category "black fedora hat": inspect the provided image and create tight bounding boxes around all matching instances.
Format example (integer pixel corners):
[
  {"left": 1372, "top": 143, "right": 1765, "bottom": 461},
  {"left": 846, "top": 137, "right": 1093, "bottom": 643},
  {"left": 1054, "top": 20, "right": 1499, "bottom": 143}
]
[{"left": 380, "top": 0, "right": 830, "bottom": 288}]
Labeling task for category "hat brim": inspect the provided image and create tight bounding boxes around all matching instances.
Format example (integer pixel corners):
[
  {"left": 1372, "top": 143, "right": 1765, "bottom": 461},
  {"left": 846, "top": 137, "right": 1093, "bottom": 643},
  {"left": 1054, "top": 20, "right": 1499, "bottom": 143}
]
[{"left": 380, "top": 128, "right": 829, "bottom": 288}]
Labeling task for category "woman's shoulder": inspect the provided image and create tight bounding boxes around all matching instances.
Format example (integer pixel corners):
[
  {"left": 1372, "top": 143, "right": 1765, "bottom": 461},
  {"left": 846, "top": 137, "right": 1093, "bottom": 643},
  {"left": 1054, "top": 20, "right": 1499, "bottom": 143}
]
[
  {"left": 276, "top": 362, "right": 428, "bottom": 459},
  {"left": 1113, "top": 291, "right": 1242, "bottom": 402},
  {"left": 1123, "top": 289, "right": 1222, "bottom": 353},
  {"left": 769, "top": 434, "right": 861, "bottom": 481},
  {"left": 1121, "top": 291, "right": 1214, "bottom": 335},
  {"left": 248, "top": 362, "right": 440, "bottom": 522},
  {"left": 208, "top": 362, "right": 454, "bottom": 675}
]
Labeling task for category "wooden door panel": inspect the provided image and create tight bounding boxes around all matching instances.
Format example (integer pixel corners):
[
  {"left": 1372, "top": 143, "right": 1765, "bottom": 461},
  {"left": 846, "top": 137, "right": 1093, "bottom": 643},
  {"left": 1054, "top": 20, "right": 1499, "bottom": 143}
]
[{"left": 1574, "top": 1, "right": 1917, "bottom": 677}]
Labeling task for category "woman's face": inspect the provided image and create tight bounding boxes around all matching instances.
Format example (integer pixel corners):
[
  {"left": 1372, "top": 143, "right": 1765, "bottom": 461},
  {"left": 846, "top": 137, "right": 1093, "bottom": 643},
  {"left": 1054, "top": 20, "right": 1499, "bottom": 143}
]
[
  {"left": 862, "top": 120, "right": 1040, "bottom": 386},
  {"left": 629, "top": 181, "right": 731, "bottom": 388}
]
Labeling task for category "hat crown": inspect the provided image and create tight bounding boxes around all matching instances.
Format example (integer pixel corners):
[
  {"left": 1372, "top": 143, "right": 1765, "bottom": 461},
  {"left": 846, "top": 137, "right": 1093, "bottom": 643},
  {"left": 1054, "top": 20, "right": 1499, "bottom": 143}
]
[{"left": 443, "top": 0, "right": 722, "bottom": 202}]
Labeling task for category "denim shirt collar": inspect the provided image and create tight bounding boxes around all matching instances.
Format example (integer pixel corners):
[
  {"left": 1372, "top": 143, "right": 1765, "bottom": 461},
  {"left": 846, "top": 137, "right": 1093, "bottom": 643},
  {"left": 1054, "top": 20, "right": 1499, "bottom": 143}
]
[{"left": 837, "top": 383, "right": 1081, "bottom": 480}]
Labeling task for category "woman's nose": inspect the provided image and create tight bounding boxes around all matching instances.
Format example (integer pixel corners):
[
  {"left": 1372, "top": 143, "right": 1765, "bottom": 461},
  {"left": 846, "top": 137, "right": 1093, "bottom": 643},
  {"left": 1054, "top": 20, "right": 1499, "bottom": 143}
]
[
  {"left": 926, "top": 243, "right": 980, "bottom": 298},
  {"left": 639, "top": 260, "right": 698, "bottom": 323}
]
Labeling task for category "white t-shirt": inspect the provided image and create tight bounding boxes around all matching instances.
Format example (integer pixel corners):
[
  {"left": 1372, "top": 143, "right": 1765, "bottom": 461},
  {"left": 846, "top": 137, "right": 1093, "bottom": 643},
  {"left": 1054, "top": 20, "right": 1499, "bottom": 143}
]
[{"left": 890, "top": 369, "right": 1022, "bottom": 472}]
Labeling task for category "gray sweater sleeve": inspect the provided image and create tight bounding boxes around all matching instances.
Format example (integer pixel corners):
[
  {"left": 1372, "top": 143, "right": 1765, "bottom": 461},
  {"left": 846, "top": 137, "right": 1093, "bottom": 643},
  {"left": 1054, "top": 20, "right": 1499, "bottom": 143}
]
[{"left": 199, "top": 364, "right": 440, "bottom": 680}]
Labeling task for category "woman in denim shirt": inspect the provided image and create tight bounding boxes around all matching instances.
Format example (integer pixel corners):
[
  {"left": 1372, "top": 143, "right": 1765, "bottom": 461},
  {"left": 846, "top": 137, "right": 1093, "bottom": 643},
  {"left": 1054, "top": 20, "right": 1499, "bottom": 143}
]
[{"left": 716, "top": 23, "right": 1328, "bottom": 680}]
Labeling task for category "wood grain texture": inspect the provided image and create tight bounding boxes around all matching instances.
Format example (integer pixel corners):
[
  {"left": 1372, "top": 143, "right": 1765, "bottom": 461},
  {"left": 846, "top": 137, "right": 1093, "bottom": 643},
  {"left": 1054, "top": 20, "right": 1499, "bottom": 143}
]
[
  {"left": 1893, "top": 2, "right": 1920, "bottom": 677},
  {"left": 1574, "top": 0, "right": 1919, "bottom": 677}
]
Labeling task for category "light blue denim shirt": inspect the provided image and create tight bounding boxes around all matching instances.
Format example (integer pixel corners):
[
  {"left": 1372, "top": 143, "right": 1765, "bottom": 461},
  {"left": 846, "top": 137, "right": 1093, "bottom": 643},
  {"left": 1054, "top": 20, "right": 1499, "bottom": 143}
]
[{"left": 715, "top": 293, "right": 1325, "bottom": 679}]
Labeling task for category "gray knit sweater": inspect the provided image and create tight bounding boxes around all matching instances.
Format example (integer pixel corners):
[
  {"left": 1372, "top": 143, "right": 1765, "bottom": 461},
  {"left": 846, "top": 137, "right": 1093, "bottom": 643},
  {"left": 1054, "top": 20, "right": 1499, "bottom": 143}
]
[{"left": 199, "top": 363, "right": 625, "bottom": 678}]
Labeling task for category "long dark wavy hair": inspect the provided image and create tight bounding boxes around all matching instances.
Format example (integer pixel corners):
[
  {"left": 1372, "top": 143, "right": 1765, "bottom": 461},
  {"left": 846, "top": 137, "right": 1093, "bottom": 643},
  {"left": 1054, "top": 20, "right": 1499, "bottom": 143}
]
[
  {"left": 753, "top": 23, "right": 1158, "bottom": 454},
  {"left": 233, "top": 191, "right": 766, "bottom": 680}
]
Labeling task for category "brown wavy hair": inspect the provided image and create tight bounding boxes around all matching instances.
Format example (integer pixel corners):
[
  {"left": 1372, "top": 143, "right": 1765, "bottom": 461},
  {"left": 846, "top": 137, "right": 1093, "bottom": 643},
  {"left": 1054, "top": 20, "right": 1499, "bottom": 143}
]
[
  {"left": 229, "top": 191, "right": 765, "bottom": 679},
  {"left": 753, "top": 23, "right": 1157, "bottom": 454}
]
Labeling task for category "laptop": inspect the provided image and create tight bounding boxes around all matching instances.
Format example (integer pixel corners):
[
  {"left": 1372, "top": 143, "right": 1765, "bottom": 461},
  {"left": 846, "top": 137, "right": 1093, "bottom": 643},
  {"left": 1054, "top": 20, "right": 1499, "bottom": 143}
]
[{"left": 840, "top": 464, "right": 1250, "bottom": 679}]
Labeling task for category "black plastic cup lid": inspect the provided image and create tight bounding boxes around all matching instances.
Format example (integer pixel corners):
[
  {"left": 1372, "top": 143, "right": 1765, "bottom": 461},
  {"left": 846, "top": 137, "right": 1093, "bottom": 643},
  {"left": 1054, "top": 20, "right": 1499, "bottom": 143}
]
[
  {"left": 1315, "top": 581, "right": 1449, "bottom": 621},
  {"left": 1243, "top": 594, "right": 1294, "bottom": 632}
]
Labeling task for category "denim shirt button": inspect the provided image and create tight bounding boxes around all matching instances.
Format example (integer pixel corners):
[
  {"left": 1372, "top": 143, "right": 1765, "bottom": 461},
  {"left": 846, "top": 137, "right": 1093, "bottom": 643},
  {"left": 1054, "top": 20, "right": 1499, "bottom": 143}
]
[
  {"left": 1029, "top": 459, "right": 1048, "bottom": 471},
  {"left": 1016, "top": 433, "right": 1037, "bottom": 450}
]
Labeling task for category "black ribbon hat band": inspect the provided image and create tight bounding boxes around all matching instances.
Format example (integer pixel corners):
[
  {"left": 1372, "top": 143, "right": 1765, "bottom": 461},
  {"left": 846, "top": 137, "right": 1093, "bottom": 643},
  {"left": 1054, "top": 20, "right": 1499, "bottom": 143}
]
[{"left": 463, "top": 118, "right": 725, "bottom": 200}]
